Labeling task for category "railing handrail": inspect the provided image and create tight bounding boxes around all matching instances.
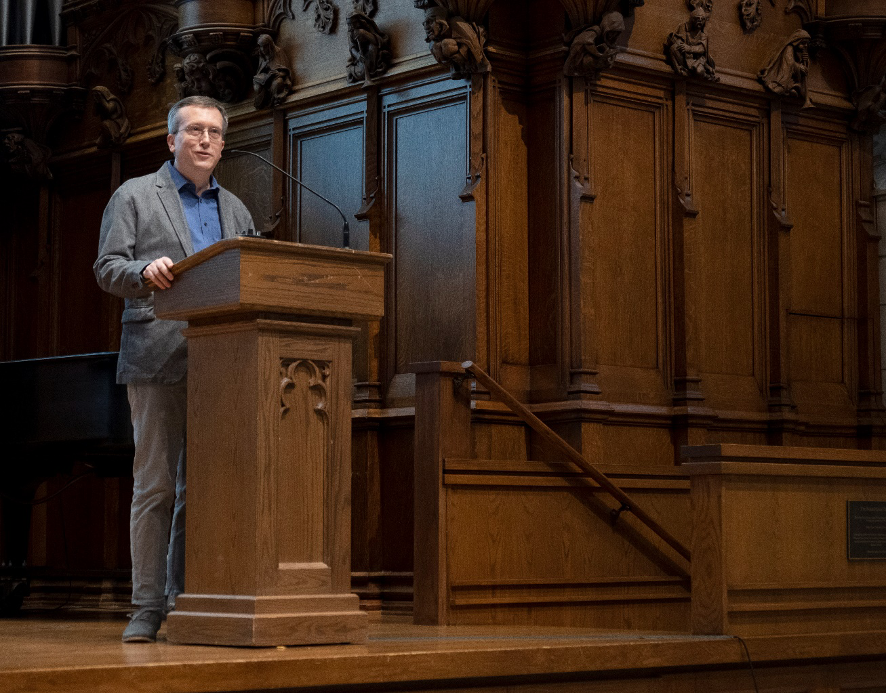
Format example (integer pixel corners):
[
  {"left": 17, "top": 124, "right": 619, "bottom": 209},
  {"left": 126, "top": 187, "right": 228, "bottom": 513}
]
[{"left": 461, "top": 361, "right": 692, "bottom": 563}]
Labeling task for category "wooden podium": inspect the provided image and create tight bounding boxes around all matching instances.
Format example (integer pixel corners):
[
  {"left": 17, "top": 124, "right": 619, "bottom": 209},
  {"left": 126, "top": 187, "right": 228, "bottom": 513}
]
[{"left": 154, "top": 237, "right": 389, "bottom": 647}]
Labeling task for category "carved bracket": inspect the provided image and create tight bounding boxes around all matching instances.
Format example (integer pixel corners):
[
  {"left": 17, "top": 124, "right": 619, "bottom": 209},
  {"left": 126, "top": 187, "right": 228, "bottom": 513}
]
[
  {"left": 91, "top": 85, "right": 131, "bottom": 149},
  {"left": 346, "top": 11, "right": 392, "bottom": 86},
  {"left": 253, "top": 34, "right": 294, "bottom": 109},
  {"left": 0, "top": 46, "right": 86, "bottom": 179},
  {"left": 563, "top": 11, "right": 625, "bottom": 79},
  {"left": 759, "top": 30, "right": 814, "bottom": 109},
  {"left": 168, "top": 29, "right": 262, "bottom": 104},
  {"left": 419, "top": 4, "right": 490, "bottom": 80}
]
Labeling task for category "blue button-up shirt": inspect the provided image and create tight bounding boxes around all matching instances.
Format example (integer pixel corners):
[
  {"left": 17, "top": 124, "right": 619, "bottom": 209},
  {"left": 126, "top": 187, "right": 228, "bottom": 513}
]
[{"left": 167, "top": 161, "right": 222, "bottom": 253}]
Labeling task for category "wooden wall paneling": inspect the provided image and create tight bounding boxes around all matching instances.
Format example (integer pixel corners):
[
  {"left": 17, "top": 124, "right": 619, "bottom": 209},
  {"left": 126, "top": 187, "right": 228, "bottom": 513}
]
[
  {"left": 685, "top": 445, "right": 886, "bottom": 637},
  {"left": 442, "top": 458, "right": 692, "bottom": 629},
  {"left": 52, "top": 153, "right": 118, "bottom": 356},
  {"left": 381, "top": 77, "right": 475, "bottom": 406},
  {"left": 215, "top": 115, "right": 275, "bottom": 237},
  {"left": 585, "top": 77, "right": 671, "bottom": 409},
  {"left": 669, "top": 80, "right": 714, "bottom": 454},
  {"left": 784, "top": 114, "right": 857, "bottom": 427},
  {"left": 0, "top": 181, "right": 43, "bottom": 360},
  {"left": 287, "top": 97, "right": 369, "bottom": 249},
  {"left": 411, "top": 362, "right": 472, "bottom": 625},
  {"left": 686, "top": 96, "right": 767, "bottom": 416}
]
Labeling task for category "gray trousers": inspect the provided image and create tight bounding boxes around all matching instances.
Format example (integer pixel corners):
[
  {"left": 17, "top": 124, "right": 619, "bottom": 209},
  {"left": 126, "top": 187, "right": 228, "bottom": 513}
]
[{"left": 127, "top": 380, "right": 187, "bottom": 610}]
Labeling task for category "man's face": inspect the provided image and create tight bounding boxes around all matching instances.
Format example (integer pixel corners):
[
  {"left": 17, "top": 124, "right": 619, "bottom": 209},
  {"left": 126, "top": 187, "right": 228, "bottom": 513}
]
[{"left": 166, "top": 105, "right": 225, "bottom": 183}]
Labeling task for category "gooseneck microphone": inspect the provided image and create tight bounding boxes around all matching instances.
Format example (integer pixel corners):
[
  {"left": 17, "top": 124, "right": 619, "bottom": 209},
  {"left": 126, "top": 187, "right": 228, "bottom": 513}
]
[{"left": 226, "top": 149, "right": 350, "bottom": 249}]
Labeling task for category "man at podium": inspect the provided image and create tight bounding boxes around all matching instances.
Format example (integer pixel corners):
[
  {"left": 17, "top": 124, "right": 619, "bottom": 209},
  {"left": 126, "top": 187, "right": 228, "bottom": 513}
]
[{"left": 93, "top": 96, "right": 254, "bottom": 643}]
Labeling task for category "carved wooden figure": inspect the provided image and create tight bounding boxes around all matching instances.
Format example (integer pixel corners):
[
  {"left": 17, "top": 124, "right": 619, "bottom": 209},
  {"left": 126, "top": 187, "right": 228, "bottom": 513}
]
[
  {"left": 3, "top": 132, "right": 51, "bottom": 181},
  {"left": 346, "top": 12, "right": 392, "bottom": 86},
  {"left": 563, "top": 11, "right": 625, "bottom": 78},
  {"left": 253, "top": 34, "right": 294, "bottom": 109},
  {"left": 738, "top": 0, "right": 762, "bottom": 33},
  {"left": 353, "top": 0, "right": 378, "bottom": 16},
  {"left": 851, "top": 75, "right": 885, "bottom": 133},
  {"left": 174, "top": 52, "right": 241, "bottom": 103},
  {"left": 759, "top": 30, "right": 814, "bottom": 108},
  {"left": 666, "top": 0, "right": 718, "bottom": 82},
  {"left": 91, "top": 86, "right": 130, "bottom": 150},
  {"left": 304, "top": 0, "right": 338, "bottom": 33},
  {"left": 422, "top": 5, "right": 490, "bottom": 80}
]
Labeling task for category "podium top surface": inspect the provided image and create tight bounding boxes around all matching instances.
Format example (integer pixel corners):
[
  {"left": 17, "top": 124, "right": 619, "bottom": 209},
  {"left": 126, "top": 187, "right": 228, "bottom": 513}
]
[{"left": 154, "top": 237, "right": 391, "bottom": 322}]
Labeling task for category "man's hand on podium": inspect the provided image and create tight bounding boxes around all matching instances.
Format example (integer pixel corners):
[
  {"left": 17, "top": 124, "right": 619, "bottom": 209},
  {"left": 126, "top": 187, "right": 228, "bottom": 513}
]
[{"left": 141, "top": 257, "right": 176, "bottom": 290}]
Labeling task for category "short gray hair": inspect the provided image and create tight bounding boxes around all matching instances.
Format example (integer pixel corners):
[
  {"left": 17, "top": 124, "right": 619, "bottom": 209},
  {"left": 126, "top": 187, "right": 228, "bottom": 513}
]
[{"left": 167, "top": 96, "right": 229, "bottom": 136}]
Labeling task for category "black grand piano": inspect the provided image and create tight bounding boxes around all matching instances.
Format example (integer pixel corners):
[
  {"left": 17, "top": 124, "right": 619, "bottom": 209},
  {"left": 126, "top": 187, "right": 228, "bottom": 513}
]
[{"left": 0, "top": 352, "right": 133, "bottom": 614}]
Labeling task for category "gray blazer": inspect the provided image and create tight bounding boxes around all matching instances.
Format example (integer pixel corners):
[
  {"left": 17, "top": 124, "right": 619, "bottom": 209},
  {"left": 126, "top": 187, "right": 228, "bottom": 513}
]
[{"left": 94, "top": 162, "right": 254, "bottom": 384}]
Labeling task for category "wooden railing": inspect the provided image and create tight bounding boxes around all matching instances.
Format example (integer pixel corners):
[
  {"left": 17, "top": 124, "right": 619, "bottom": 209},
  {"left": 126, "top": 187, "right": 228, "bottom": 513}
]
[{"left": 461, "top": 361, "right": 692, "bottom": 563}]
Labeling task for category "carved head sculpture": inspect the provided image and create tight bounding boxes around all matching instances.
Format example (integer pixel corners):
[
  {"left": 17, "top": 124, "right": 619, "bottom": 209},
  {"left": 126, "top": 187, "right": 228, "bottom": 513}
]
[
  {"left": 3, "top": 132, "right": 24, "bottom": 154},
  {"left": 423, "top": 6, "right": 450, "bottom": 42},
  {"left": 739, "top": 0, "right": 761, "bottom": 31},
  {"left": 256, "top": 33, "right": 274, "bottom": 59},
  {"left": 788, "top": 29, "right": 810, "bottom": 62},
  {"left": 600, "top": 11, "right": 625, "bottom": 47}
]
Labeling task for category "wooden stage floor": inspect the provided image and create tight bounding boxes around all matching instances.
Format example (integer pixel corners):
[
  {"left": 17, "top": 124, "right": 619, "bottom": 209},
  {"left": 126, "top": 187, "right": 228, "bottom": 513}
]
[{"left": 1, "top": 607, "right": 883, "bottom": 693}]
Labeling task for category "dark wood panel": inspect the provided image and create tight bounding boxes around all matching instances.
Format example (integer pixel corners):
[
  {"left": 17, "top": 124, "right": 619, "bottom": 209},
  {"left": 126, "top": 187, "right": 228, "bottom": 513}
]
[
  {"left": 589, "top": 98, "right": 661, "bottom": 371},
  {"left": 385, "top": 86, "right": 475, "bottom": 376},
  {"left": 215, "top": 145, "right": 273, "bottom": 237},
  {"left": 287, "top": 100, "right": 368, "bottom": 250},
  {"left": 692, "top": 118, "right": 758, "bottom": 379}
]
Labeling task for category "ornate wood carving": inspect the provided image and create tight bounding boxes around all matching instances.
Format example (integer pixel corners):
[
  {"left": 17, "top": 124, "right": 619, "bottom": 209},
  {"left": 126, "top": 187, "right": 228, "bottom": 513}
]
[
  {"left": 168, "top": 32, "right": 259, "bottom": 103},
  {"left": 253, "top": 34, "right": 294, "bottom": 108},
  {"left": 91, "top": 85, "right": 130, "bottom": 149},
  {"left": 2, "top": 132, "right": 52, "bottom": 181},
  {"left": 759, "top": 30, "right": 813, "bottom": 108},
  {"left": 0, "top": 46, "right": 85, "bottom": 167},
  {"left": 78, "top": 4, "right": 178, "bottom": 95},
  {"left": 305, "top": 0, "right": 339, "bottom": 34},
  {"left": 666, "top": 0, "right": 718, "bottom": 82},
  {"left": 818, "top": 21, "right": 885, "bottom": 133},
  {"left": 267, "top": 0, "right": 296, "bottom": 32},
  {"left": 420, "top": 4, "right": 490, "bottom": 80},
  {"left": 738, "top": 0, "right": 762, "bottom": 33},
  {"left": 563, "top": 11, "right": 625, "bottom": 78},
  {"left": 784, "top": 0, "right": 814, "bottom": 25},
  {"left": 346, "top": 12, "right": 391, "bottom": 86},
  {"left": 280, "top": 359, "right": 331, "bottom": 422},
  {"left": 352, "top": 0, "right": 378, "bottom": 16}
]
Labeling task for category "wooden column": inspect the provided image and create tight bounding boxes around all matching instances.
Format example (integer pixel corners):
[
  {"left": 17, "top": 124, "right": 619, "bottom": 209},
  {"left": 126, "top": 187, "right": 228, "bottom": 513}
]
[{"left": 410, "top": 361, "right": 472, "bottom": 625}]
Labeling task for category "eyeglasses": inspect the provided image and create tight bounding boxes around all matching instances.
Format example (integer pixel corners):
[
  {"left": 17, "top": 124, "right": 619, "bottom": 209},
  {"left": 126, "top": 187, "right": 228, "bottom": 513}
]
[{"left": 178, "top": 125, "right": 224, "bottom": 142}]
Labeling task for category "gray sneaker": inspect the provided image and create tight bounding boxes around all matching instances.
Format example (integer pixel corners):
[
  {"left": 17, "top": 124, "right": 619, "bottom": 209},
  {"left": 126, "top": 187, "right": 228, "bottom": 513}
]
[{"left": 122, "top": 608, "right": 163, "bottom": 643}]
